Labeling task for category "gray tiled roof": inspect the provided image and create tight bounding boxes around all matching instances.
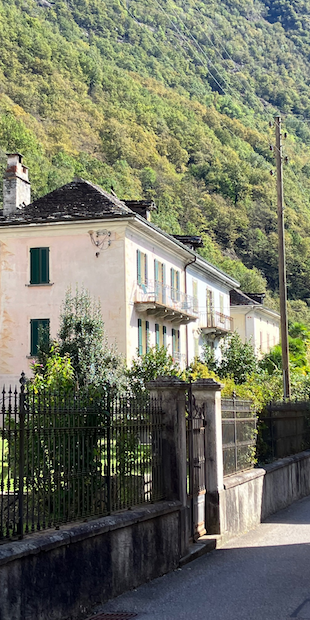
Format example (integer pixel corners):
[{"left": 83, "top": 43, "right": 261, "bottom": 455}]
[{"left": 0, "top": 178, "right": 135, "bottom": 224}]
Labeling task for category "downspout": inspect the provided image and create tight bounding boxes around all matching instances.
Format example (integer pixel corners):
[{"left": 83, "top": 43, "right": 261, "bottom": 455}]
[{"left": 184, "top": 254, "right": 197, "bottom": 367}]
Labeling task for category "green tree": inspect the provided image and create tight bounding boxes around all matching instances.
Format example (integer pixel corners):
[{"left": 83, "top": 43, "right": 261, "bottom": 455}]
[
  {"left": 127, "top": 345, "right": 180, "bottom": 394},
  {"left": 218, "top": 332, "right": 258, "bottom": 384},
  {"left": 57, "top": 286, "right": 126, "bottom": 390}
]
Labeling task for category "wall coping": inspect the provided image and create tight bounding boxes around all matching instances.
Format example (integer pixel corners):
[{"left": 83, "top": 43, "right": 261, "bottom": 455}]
[
  {"left": 224, "top": 468, "right": 265, "bottom": 490},
  {"left": 0, "top": 500, "right": 182, "bottom": 567},
  {"left": 223, "top": 450, "right": 310, "bottom": 490},
  {"left": 263, "top": 449, "right": 310, "bottom": 474}
]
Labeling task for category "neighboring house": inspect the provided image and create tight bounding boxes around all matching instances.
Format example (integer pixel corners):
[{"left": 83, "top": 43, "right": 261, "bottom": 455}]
[
  {"left": 0, "top": 154, "right": 239, "bottom": 385},
  {"left": 230, "top": 289, "right": 280, "bottom": 357}
]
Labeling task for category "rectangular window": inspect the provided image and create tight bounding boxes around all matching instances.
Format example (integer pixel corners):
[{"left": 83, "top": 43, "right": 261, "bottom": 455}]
[
  {"left": 192, "top": 280, "right": 198, "bottom": 313},
  {"left": 163, "top": 325, "right": 167, "bottom": 348},
  {"left": 30, "top": 319, "right": 50, "bottom": 356},
  {"left": 171, "top": 268, "right": 180, "bottom": 301},
  {"left": 172, "top": 328, "right": 180, "bottom": 359},
  {"left": 154, "top": 259, "right": 166, "bottom": 303},
  {"left": 137, "top": 250, "right": 148, "bottom": 286},
  {"left": 155, "top": 323, "right": 160, "bottom": 347},
  {"left": 30, "top": 248, "right": 49, "bottom": 284},
  {"left": 267, "top": 333, "right": 270, "bottom": 350},
  {"left": 260, "top": 331, "right": 263, "bottom": 352}
]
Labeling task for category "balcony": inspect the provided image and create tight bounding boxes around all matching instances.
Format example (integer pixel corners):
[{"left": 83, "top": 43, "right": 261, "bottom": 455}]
[
  {"left": 134, "top": 281, "right": 198, "bottom": 325},
  {"left": 199, "top": 311, "right": 233, "bottom": 337}
]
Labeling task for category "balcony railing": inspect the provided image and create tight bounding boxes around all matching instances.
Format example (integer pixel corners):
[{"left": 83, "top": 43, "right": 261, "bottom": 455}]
[
  {"left": 199, "top": 311, "right": 233, "bottom": 334},
  {"left": 135, "top": 280, "right": 199, "bottom": 320}
]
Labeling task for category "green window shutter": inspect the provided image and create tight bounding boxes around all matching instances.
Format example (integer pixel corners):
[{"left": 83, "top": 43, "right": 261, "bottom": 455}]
[
  {"left": 30, "top": 248, "right": 49, "bottom": 284},
  {"left": 177, "top": 330, "right": 180, "bottom": 353},
  {"left": 40, "top": 248, "right": 49, "bottom": 284},
  {"left": 146, "top": 321, "right": 150, "bottom": 353},
  {"left": 155, "top": 323, "right": 160, "bottom": 347},
  {"left": 163, "top": 326, "right": 167, "bottom": 348},
  {"left": 176, "top": 271, "right": 180, "bottom": 291},
  {"left": 137, "top": 250, "right": 142, "bottom": 285},
  {"left": 154, "top": 259, "right": 159, "bottom": 282},
  {"left": 144, "top": 254, "right": 148, "bottom": 286},
  {"left": 30, "top": 248, "right": 40, "bottom": 284},
  {"left": 30, "top": 319, "right": 39, "bottom": 355},
  {"left": 172, "top": 328, "right": 176, "bottom": 356},
  {"left": 30, "top": 318, "right": 50, "bottom": 356},
  {"left": 162, "top": 264, "right": 166, "bottom": 303},
  {"left": 138, "top": 318, "right": 143, "bottom": 355}
]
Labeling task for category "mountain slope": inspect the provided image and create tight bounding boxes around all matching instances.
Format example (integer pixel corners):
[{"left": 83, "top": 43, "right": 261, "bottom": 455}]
[{"left": 1, "top": 0, "right": 310, "bottom": 309}]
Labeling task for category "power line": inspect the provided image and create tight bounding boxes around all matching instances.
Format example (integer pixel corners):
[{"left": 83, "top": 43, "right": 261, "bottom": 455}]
[
  {"left": 153, "top": 0, "right": 228, "bottom": 96},
  {"left": 173, "top": 0, "right": 250, "bottom": 106},
  {"left": 121, "top": 0, "right": 244, "bottom": 141}
]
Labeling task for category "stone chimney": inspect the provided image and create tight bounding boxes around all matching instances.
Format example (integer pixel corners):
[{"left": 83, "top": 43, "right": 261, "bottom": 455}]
[{"left": 3, "top": 153, "right": 31, "bottom": 215}]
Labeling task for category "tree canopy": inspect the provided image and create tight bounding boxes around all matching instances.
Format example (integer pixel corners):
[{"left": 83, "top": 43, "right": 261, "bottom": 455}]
[{"left": 2, "top": 0, "right": 310, "bottom": 311}]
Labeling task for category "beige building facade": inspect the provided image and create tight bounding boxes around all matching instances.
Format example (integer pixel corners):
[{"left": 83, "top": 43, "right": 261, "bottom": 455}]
[
  {"left": 230, "top": 290, "right": 280, "bottom": 357},
  {"left": 0, "top": 154, "right": 239, "bottom": 385}
]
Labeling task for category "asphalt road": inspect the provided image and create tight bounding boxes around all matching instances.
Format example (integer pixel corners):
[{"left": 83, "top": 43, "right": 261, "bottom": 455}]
[{"left": 95, "top": 495, "right": 310, "bottom": 620}]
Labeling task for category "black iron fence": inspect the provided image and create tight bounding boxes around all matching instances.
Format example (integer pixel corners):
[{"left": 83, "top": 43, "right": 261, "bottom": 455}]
[
  {"left": 258, "top": 402, "right": 310, "bottom": 462},
  {"left": 0, "top": 379, "right": 164, "bottom": 542},
  {"left": 222, "top": 396, "right": 257, "bottom": 476}
]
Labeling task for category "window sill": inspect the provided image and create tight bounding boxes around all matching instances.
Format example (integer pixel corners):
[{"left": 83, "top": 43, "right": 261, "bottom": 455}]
[
  {"left": 25, "top": 283, "right": 54, "bottom": 287},
  {"left": 26, "top": 355, "right": 37, "bottom": 359}
]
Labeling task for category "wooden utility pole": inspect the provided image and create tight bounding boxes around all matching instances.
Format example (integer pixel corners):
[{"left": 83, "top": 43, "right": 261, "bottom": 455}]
[{"left": 275, "top": 116, "right": 291, "bottom": 399}]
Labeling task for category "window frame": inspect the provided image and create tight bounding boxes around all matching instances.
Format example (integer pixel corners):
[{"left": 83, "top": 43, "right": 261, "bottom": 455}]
[
  {"left": 30, "top": 247, "right": 50, "bottom": 285},
  {"left": 30, "top": 318, "right": 50, "bottom": 356},
  {"left": 137, "top": 250, "right": 148, "bottom": 286}
]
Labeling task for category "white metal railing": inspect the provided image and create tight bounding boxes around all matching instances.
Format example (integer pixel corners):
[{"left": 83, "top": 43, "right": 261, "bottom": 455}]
[
  {"left": 199, "top": 311, "right": 233, "bottom": 332},
  {"left": 135, "top": 280, "right": 198, "bottom": 316}
]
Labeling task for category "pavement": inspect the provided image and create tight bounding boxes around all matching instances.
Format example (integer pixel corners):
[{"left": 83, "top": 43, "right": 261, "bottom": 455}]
[{"left": 93, "top": 495, "right": 310, "bottom": 620}]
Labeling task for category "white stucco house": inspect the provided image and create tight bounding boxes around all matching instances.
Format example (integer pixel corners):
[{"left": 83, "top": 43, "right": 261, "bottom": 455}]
[
  {"left": 230, "top": 289, "right": 280, "bottom": 357},
  {"left": 0, "top": 154, "right": 239, "bottom": 384}
]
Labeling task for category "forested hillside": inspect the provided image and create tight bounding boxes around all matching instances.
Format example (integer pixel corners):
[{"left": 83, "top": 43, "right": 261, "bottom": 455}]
[{"left": 2, "top": 0, "right": 310, "bottom": 315}]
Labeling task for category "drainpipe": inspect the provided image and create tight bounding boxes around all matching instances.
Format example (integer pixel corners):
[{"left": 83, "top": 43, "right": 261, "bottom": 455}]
[{"left": 184, "top": 255, "right": 197, "bottom": 367}]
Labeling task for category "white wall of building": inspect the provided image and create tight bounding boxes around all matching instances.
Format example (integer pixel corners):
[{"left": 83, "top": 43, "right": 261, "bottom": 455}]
[
  {"left": 186, "top": 263, "right": 235, "bottom": 364},
  {"left": 230, "top": 306, "right": 280, "bottom": 358},
  {"left": 125, "top": 223, "right": 190, "bottom": 365}
]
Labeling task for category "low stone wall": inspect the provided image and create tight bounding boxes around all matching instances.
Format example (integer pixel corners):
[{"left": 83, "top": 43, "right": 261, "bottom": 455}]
[
  {"left": 223, "top": 450, "right": 310, "bottom": 537},
  {"left": 0, "top": 500, "right": 182, "bottom": 620}
]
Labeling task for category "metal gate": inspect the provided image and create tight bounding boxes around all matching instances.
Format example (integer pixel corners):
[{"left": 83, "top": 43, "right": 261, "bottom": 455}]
[{"left": 186, "top": 383, "right": 207, "bottom": 541}]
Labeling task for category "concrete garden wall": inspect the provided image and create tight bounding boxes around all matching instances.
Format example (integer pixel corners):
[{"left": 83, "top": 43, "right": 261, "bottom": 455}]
[
  {"left": 0, "top": 500, "right": 182, "bottom": 620},
  {"left": 223, "top": 450, "right": 310, "bottom": 537}
]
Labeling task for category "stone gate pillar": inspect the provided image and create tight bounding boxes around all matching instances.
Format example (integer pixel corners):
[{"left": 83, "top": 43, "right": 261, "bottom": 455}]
[
  {"left": 191, "top": 378, "right": 225, "bottom": 535},
  {"left": 147, "top": 376, "right": 188, "bottom": 556}
]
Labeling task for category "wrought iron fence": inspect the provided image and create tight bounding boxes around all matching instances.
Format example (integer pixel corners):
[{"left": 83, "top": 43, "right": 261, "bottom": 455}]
[
  {"left": 258, "top": 402, "right": 310, "bottom": 462},
  {"left": 222, "top": 396, "right": 257, "bottom": 476},
  {"left": 0, "top": 378, "right": 164, "bottom": 542}
]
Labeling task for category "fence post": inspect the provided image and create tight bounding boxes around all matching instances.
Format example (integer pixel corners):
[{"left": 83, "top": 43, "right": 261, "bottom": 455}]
[
  {"left": 147, "top": 376, "right": 188, "bottom": 557},
  {"left": 191, "top": 379, "right": 225, "bottom": 536},
  {"left": 17, "top": 372, "right": 26, "bottom": 539}
]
